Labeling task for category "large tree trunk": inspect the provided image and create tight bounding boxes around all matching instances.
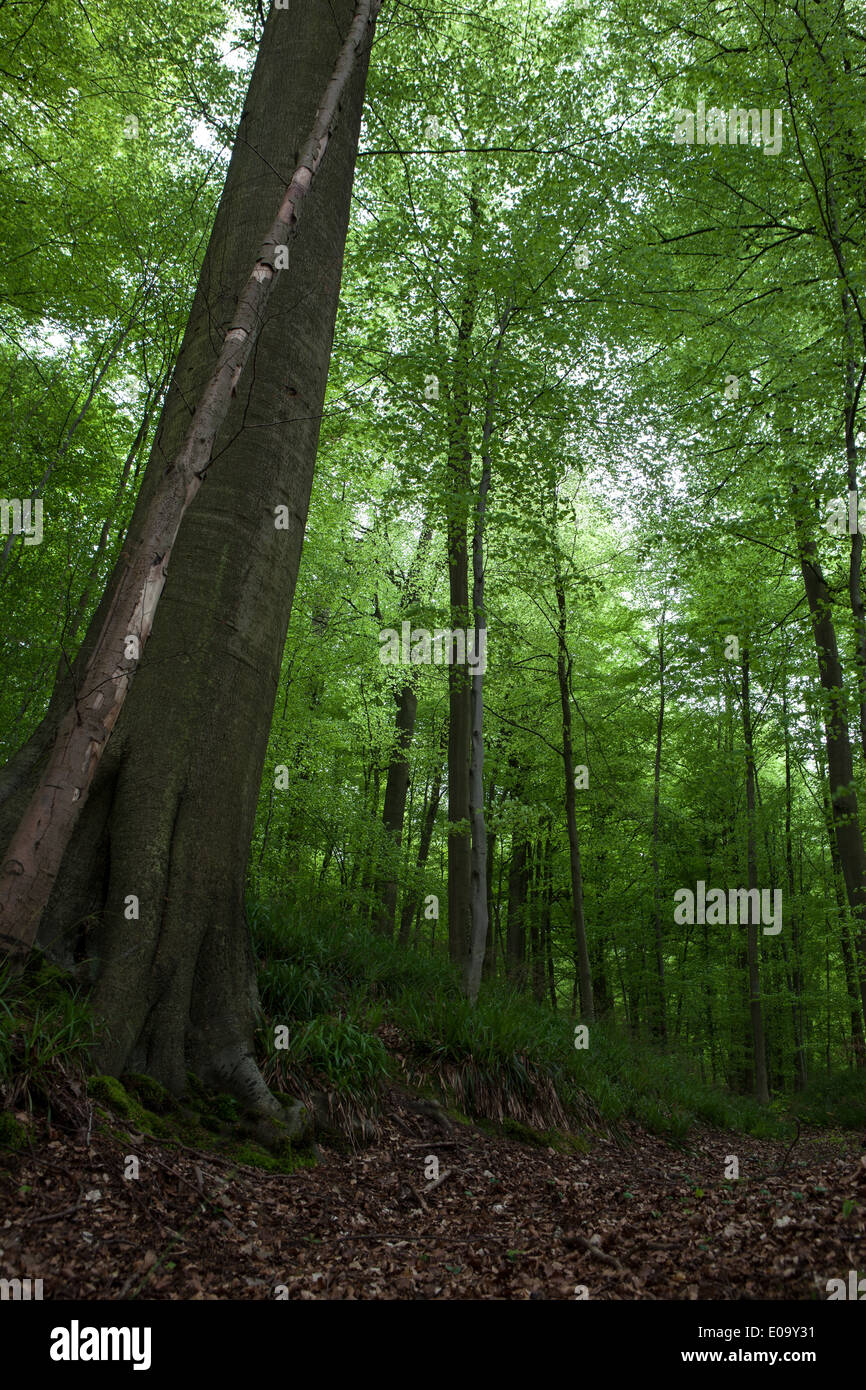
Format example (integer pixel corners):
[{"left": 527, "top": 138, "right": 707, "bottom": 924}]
[
  {"left": 0, "top": 0, "right": 379, "bottom": 1116},
  {"left": 819, "top": 762, "right": 866, "bottom": 1067}
]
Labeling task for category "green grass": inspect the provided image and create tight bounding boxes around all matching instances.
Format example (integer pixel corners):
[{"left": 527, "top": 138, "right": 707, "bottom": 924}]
[
  {"left": 0, "top": 959, "right": 96, "bottom": 1113},
  {"left": 250, "top": 899, "right": 829, "bottom": 1141}
]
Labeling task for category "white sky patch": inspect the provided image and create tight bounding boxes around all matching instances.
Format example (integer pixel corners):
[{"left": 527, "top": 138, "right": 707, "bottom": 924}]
[{"left": 192, "top": 118, "right": 219, "bottom": 151}]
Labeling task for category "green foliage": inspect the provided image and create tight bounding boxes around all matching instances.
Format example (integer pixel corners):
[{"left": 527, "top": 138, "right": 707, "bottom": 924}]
[
  {"left": 3, "top": 0, "right": 866, "bottom": 1133},
  {"left": 251, "top": 902, "right": 797, "bottom": 1139},
  {"left": 0, "top": 961, "right": 95, "bottom": 1111},
  {"left": 792, "top": 1071, "right": 866, "bottom": 1132}
]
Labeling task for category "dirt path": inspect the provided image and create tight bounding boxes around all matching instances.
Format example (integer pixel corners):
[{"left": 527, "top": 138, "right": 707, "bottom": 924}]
[{"left": 2, "top": 1092, "right": 863, "bottom": 1299}]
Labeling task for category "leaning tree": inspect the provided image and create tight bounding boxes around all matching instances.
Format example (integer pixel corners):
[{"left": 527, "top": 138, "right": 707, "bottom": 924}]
[{"left": 0, "top": 0, "right": 381, "bottom": 1122}]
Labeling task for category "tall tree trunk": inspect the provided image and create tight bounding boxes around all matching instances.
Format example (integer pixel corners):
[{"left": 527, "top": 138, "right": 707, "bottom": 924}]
[
  {"left": 741, "top": 647, "right": 770, "bottom": 1105},
  {"left": 0, "top": 0, "right": 380, "bottom": 1117},
  {"left": 372, "top": 519, "right": 433, "bottom": 936},
  {"left": 398, "top": 720, "right": 446, "bottom": 946},
  {"left": 651, "top": 611, "right": 667, "bottom": 1043},
  {"left": 792, "top": 485, "right": 866, "bottom": 1028},
  {"left": 782, "top": 681, "right": 808, "bottom": 1087},
  {"left": 530, "top": 835, "right": 549, "bottom": 1004},
  {"left": 819, "top": 767, "right": 866, "bottom": 1067},
  {"left": 552, "top": 546, "right": 594, "bottom": 1022},
  {"left": 506, "top": 836, "right": 529, "bottom": 989},
  {"left": 465, "top": 339, "right": 503, "bottom": 1001},
  {"left": 445, "top": 234, "right": 479, "bottom": 969}
]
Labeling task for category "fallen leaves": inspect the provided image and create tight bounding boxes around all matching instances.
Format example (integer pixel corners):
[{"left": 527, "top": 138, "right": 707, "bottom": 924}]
[{"left": 0, "top": 1091, "right": 863, "bottom": 1300}]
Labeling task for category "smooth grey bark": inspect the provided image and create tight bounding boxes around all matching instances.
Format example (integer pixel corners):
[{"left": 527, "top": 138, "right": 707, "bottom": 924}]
[{"left": 0, "top": 0, "right": 379, "bottom": 1115}]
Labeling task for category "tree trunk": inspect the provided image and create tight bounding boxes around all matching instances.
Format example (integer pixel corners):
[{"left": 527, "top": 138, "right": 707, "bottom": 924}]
[
  {"left": 0, "top": 0, "right": 379, "bottom": 1117},
  {"left": 372, "top": 519, "right": 433, "bottom": 936},
  {"left": 651, "top": 611, "right": 667, "bottom": 1043},
  {"left": 792, "top": 485, "right": 866, "bottom": 1028},
  {"left": 552, "top": 548, "right": 594, "bottom": 1021},
  {"left": 465, "top": 360, "right": 499, "bottom": 1001},
  {"left": 398, "top": 720, "right": 446, "bottom": 946},
  {"left": 445, "top": 194, "right": 481, "bottom": 968},
  {"left": 819, "top": 768, "right": 866, "bottom": 1068},
  {"left": 506, "top": 836, "right": 529, "bottom": 989},
  {"left": 741, "top": 647, "right": 770, "bottom": 1105},
  {"left": 782, "top": 680, "right": 808, "bottom": 1087}
]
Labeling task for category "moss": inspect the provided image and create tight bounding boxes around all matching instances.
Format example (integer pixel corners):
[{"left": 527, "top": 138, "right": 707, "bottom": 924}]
[
  {"left": 123, "top": 1073, "right": 177, "bottom": 1115},
  {"left": 0, "top": 1110, "right": 28, "bottom": 1152},
  {"left": 88, "top": 1074, "right": 133, "bottom": 1119},
  {"left": 87, "top": 1075, "right": 171, "bottom": 1138},
  {"left": 228, "top": 1138, "right": 316, "bottom": 1174},
  {"left": 86, "top": 1071, "right": 316, "bottom": 1173},
  {"left": 210, "top": 1093, "right": 240, "bottom": 1123},
  {"left": 184, "top": 1072, "right": 210, "bottom": 1106},
  {"left": 496, "top": 1116, "right": 591, "bottom": 1152}
]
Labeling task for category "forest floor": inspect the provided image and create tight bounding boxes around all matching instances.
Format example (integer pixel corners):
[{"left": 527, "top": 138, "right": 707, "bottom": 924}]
[{"left": 2, "top": 1086, "right": 864, "bottom": 1300}]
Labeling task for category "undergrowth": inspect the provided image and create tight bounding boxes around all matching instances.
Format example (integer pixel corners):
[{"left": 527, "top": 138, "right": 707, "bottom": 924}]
[
  {"left": 0, "top": 958, "right": 95, "bottom": 1113},
  {"left": 2, "top": 909, "right": 861, "bottom": 1155},
  {"left": 250, "top": 899, "right": 862, "bottom": 1142}
]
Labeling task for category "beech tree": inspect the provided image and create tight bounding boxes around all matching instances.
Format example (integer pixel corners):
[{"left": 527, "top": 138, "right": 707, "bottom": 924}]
[{"left": 0, "top": 0, "right": 381, "bottom": 1118}]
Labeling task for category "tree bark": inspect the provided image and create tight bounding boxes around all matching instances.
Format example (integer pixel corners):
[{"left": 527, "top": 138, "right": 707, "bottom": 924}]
[
  {"left": 465, "top": 340, "right": 503, "bottom": 1001},
  {"left": 398, "top": 720, "right": 446, "bottom": 947},
  {"left": 0, "top": 0, "right": 380, "bottom": 1116},
  {"left": 372, "top": 519, "right": 433, "bottom": 936},
  {"left": 445, "top": 235, "right": 479, "bottom": 968},
  {"left": 792, "top": 485, "right": 866, "bottom": 1028},
  {"left": 651, "top": 611, "right": 667, "bottom": 1043},
  {"left": 552, "top": 547, "right": 594, "bottom": 1021}
]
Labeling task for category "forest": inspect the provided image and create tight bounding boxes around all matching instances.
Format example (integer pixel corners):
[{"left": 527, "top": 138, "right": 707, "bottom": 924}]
[{"left": 1, "top": 0, "right": 865, "bottom": 1330}]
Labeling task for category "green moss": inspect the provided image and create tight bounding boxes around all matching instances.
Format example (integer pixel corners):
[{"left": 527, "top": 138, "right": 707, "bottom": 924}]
[
  {"left": 0, "top": 1110, "right": 28, "bottom": 1152},
  {"left": 210, "top": 1093, "right": 240, "bottom": 1123},
  {"left": 228, "top": 1138, "right": 316, "bottom": 1174},
  {"left": 86, "top": 1070, "right": 316, "bottom": 1173},
  {"left": 88, "top": 1074, "right": 132, "bottom": 1118},
  {"left": 495, "top": 1115, "right": 591, "bottom": 1152},
  {"left": 184, "top": 1072, "right": 210, "bottom": 1106},
  {"left": 123, "top": 1073, "right": 177, "bottom": 1115},
  {"left": 87, "top": 1075, "right": 172, "bottom": 1138}
]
